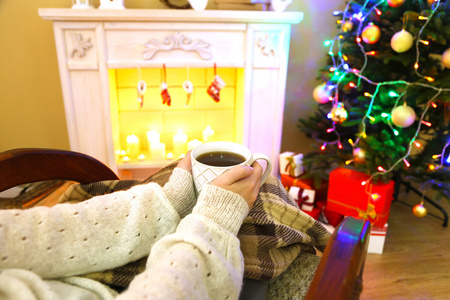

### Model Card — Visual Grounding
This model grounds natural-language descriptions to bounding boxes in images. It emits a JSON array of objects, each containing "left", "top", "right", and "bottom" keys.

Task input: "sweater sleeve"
[
  {"left": 116, "top": 184, "right": 249, "bottom": 300},
  {"left": 0, "top": 180, "right": 186, "bottom": 279}
]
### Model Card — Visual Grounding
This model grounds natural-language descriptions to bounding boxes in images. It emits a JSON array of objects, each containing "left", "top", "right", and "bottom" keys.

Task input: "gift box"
[
  {"left": 279, "top": 152, "right": 304, "bottom": 177},
  {"left": 280, "top": 174, "right": 328, "bottom": 203},
  {"left": 316, "top": 200, "right": 345, "bottom": 227},
  {"left": 368, "top": 222, "right": 388, "bottom": 254},
  {"left": 327, "top": 167, "right": 395, "bottom": 227},
  {"left": 289, "top": 186, "right": 315, "bottom": 211},
  {"left": 301, "top": 207, "right": 321, "bottom": 220}
]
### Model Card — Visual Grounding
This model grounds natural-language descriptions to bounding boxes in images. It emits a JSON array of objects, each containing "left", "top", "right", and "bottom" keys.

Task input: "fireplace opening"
[{"left": 109, "top": 67, "right": 245, "bottom": 172}]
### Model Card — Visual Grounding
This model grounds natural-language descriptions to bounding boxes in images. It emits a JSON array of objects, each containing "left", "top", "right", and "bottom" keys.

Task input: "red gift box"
[
  {"left": 301, "top": 207, "right": 321, "bottom": 220},
  {"left": 280, "top": 174, "right": 328, "bottom": 203},
  {"left": 327, "top": 167, "right": 394, "bottom": 227},
  {"left": 316, "top": 200, "right": 345, "bottom": 227}
]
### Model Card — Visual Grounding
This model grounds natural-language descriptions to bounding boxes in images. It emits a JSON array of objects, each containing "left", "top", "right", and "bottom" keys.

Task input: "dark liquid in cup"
[{"left": 196, "top": 151, "right": 246, "bottom": 167}]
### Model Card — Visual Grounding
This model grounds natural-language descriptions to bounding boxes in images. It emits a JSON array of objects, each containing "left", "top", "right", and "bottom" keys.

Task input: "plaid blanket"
[{"left": 58, "top": 161, "right": 331, "bottom": 289}]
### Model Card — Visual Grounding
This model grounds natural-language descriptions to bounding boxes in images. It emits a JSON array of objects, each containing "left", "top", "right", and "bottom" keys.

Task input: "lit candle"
[
  {"left": 150, "top": 142, "right": 166, "bottom": 161},
  {"left": 203, "top": 125, "right": 215, "bottom": 143},
  {"left": 126, "top": 134, "right": 140, "bottom": 158},
  {"left": 188, "top": 139, "right": 203, "bottom": 151},
  {"left": 147, "top": 130, "right": 160, "bottom": 149},
  {"left": 173, "top": 129, "right": 188, "bottom": 157}
]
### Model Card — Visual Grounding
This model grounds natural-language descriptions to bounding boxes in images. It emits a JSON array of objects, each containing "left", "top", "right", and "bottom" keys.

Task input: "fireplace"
[{"left": 39, "top": 8, "right": 303, "bottom": 179}]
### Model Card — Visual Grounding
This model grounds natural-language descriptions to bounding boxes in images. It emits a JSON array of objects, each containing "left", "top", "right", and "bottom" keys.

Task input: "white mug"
[{"left": 191, "top": 141, "right": 272, "bottom": 195}]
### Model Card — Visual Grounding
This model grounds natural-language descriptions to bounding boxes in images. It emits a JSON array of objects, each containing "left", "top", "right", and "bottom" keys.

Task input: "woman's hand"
[
  {"left": 211, "top": 162, "right": 263, "bottom": 210},
  {"left": 177, "top": 151, "right": 192, "bottom": 173}
]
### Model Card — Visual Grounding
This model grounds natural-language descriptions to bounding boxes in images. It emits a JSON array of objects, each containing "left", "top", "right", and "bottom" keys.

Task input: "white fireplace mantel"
[{"left": 39, "top": 8, "right": 303, "bottom": 176}]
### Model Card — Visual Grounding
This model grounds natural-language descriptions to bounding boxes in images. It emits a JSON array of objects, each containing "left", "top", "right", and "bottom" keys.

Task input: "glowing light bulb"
[
  {"left": 418, "top": 16, "right": 428, "bottom": 20},
  {"left": 432, "top": 154, "right": 441, "bottom": 159},
  {"left": 420, "top": 40, "right": 429, "bottom": 45},
  {"left": 414, "top": 63, "right": 419, "bottom": 69},
  {"left": 375, "top": 8, "right": 382, "bottom": 15},
  {"left": 388, "top": 91, "right": 399, "bottom": 97},
  {"left": 327, "top": 128, "right": 335, "bottom": 133},
  {"left": 367, "top": 51, "right": 376, "bottom": 56},
  {"left": 431, "top": 102, "right": 437, "bottom": 108},
  {"left": 378, "top": 166, "right": 386, "bottom": 172},
  {"left": 381, "top": 113, "right": 390, "bottom": 118},
  {"left": 371, "top": 193, "right": 380, "bottom": 200},
  {"left": 368, "top": 115, "right": 376, "bottom": 122},
  {"left": 345, "top": 159, "right": 354, "bottom": 165},
  {"left": 349, "top": 82, "right": 356, "bottom": 88},
  {"left": 361, "top": 181, "right": 367, "bottom": 186},
  {"left": 320, "top": 143, "right": 327, "bottom": 151},
  {"left": 364, "top": 92, "right": 372, "bottom": 97},
  {"left": 324, "top": 40, "right": 332, "bottom": 46},
  {"left": 343, "top": 55, "right": 349, "bottom": 61},
  {"left": 348, "top": 139, "right": 354, "bottom": 146},
  {"left": 429, "top": 164, "right": 435, "bottom": 170},
  {"left": 414, "top": 141, "right": 421, "bottom": 148},
  {"left": 338, "top": 142, "right": 343, "bottom": 149},
  {"left": 421, "top": 120, "right": 432, "bottom": 127},
  {"left": 425, "top": 76, "right": 434, "bottom": 82},
  {"left": 403, "top": 158, "right": 410, "bottom": 167},
  {"left": 393, "top": 129, "right": 399, "bottom": 136},
  {"left": 356, "top": 37, "right": 362, "bottom": 43}
]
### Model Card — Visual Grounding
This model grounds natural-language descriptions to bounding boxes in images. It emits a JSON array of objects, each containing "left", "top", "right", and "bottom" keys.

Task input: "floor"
[{"left": 361, "top": 188, "right": 450, "bottom": 300}]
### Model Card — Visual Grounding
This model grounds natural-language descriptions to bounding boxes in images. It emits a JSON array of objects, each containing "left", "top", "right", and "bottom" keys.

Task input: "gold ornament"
[
  {"left": 391, "top": 105, "right": 416, "bottom": 128},
  {"left": 442, "top": 48, "right": 450, "bottom": 69},
  {"left": 330, "top": 103, "right": 348, "bottom": 123},
  {"left": 413, "top": 203, "right": 427, "bottom": 218},
  {"left": 391, "top": 30, "right": 414, "bottom": 53},
  {"left": 362, "top": 23, "right": 381, "bottom": 44},
  {"left": 387, "top": 0, "right": 406, "bottom": 7},
  {"left": 313, "top": 83, "right": 331, "bottom": 104},
  {"left": 342, "top": 21, "right": 354, "bottom": 33},
  {"left": 353, "top": 147, "right": 366, "bottom": 164}
]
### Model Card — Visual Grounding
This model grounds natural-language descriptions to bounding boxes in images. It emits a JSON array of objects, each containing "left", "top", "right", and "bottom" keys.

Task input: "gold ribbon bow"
[
  {"left": 357, "top": 203, "right": 377, "bottom": 220},
  {"left": 285, "top": 156, "right": 297, "bottom": 177}
]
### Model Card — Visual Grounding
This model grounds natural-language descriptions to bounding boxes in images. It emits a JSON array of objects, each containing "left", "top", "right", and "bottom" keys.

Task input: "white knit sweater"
[{"left": 0, "top": 168, "right": 249, "bottom": 300}]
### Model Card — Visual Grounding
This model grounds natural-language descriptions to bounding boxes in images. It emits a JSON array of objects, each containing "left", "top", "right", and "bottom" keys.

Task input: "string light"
[
  {"left": 313, "top": 0, "right": 449, "bottom": 186},
  {"left": 371, "top": 193, "right": 380, "bottom": 200},
  {"left": 377, "top": 166, "right": 386, "bottom": 172},
  {"left": 403, "top": 158, "right": 411, "bottom": 167}
]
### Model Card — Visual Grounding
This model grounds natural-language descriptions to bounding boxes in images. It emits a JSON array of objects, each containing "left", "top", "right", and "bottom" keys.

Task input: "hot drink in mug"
[{"left": 191, "top": 141, "right": 272, "bottom": 195}]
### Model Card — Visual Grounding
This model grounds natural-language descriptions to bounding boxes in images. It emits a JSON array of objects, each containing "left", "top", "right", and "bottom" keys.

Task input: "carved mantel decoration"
[
  {"left": 143, "top": 32, "right": 212, "bottom": 60},
  {"left": 70, "top": 33, "right": 93, "bottom": 58},
  {"left": 39, "top": 9, "right": 303, "bottom": 176}
]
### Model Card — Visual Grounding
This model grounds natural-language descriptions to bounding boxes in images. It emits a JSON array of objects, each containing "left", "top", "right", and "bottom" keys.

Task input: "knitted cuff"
[
  {"left": 163, "top": 168, "right": 196, "bottom": 219},
  {"left": 193, "top": 185, "right": 249, "bottom": 235}
]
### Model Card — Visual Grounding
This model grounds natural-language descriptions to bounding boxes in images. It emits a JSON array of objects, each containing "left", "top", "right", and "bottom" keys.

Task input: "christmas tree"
[{"left": 298, "top": 0, "right": 450, "bottom": 204}]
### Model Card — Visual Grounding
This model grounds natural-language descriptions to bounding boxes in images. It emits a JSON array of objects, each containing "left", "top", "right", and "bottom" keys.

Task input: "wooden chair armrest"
[
  {"left": 304, "top": 217, "right": 371, "bottom": 300},
  {"left": 0, "top": 148, "right": 119, "bottom": 192}
]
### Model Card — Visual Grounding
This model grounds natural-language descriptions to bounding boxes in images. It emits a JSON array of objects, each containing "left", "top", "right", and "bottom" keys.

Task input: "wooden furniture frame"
[{"left": 0, "top": 148, "right": 370, "bottom": 299}]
